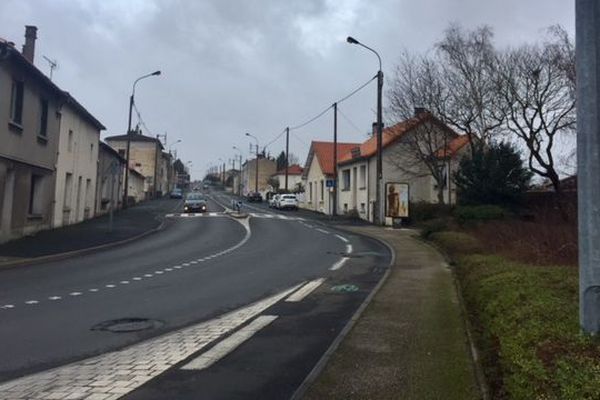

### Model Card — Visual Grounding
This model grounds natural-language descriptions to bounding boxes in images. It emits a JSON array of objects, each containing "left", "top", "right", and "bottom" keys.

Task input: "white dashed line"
[
  {"left": 182, "top": 263, "right": 190, "bottom": 267},
  {"left": 120, "top": 281, "right": 130, "bottom": 285},
  {"left": 89, "top": 288, "right": 99, "bottom": 292},
  {"left": 335, "top": 234, "right": 349, "bottom": 243},
  {"left": 346, "top": 244, "right": 353, "bottom": 254},
  {"left": 330, "top": 257, "right": 349, "bottom": 271},
  {"left": 25, "top": 300, "right": 39, "bottom": 305},
  {"left": 164, "top": 268, "right": 173, "bottom": 271},
  {"left": 316, "top": 228, "right": 330, "bottom": 234},
  {"left": 181, "top": 315, "right": 279, "bottom": 371},
  {"left": 286, "top": 278, "right": 325, "bottom": 302},
  {"left": 174, "top": 266, "right": 182, "bottom": 269},
  {"left": 105, "top": 284, "right": 116, "bottom": 288},
  {"left": 1, "top": 304, "right": 15, "bottom": 309},
  {"left": 155, "top": 271, "right": 164, "bottom": 274},
  {"left": 133, "top": 277, "right": 142, "bottom": 281},
  {"left": 48, "top": 296, "right": 62, "bottom": 301},
  {"left": 144, "top": 274, "right": 153, "bottom": 278},
  {"left": 69, "top": 292, "right": 83, "bottom": 296}
]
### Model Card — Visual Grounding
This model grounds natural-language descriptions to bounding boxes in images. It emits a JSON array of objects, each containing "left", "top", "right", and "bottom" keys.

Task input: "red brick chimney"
[{"left": 22, "top": 25, "right": 37, "bottom": 63}]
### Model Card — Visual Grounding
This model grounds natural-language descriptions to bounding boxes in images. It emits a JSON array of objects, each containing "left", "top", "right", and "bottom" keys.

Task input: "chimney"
[
  {"left": 414, "top": 107, "right": 428, "bottom": 116},
  {"left": 22, "top": 25, "right": 37, "bottom": 63}
]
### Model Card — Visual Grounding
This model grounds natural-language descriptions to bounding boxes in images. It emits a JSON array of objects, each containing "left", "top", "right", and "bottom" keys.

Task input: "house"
[
  {"left": 302, "top": 141, "right": 360, "bottom": 214},
  {"left": 127, "top": 168, "right": 145, "bottom": 204},
  {"left": 0, "top": 27, "right": 63, "bottom": 242},
  {"left": 95, "top": 142, "right": 126, "bottom": 216},
  {"left": 240, "top": 156, "right": 277, "bottom": 197},
  {"left": 52, "top": 93, "right": 105, "bottom": 227},
  {"left": 156, "top": 151, "right": 174, "bottom": 196},
  {"left": 104, "top": 132, "right": 164, "bottom": 200},
  {"left": 269, "top": 164, "right": 304, "bottom": 192},
  {"left": 337, "top": 111, "right": 469, "bottom": 223}
]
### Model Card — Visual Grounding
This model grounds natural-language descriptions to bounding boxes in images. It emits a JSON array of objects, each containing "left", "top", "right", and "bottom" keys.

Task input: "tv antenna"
[{"left": 43, "top": 55, "right": 58, "bottom": 80}]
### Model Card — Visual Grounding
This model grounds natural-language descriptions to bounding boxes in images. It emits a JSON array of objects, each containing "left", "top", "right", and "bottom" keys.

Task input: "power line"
[
  {"left": 337, "top": 105, "right": 364, "bottom": 135},
  {"left": 262, "top": 128, "right": 287, "bottom": 150},
  {"left": 132, "top": 102, "right": 154, "bottom": 136},
  {"left": 335, "top": 74, "right": 377, "bottom": 104}
]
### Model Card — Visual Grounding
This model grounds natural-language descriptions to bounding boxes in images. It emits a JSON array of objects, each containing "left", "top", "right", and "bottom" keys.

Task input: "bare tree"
[{"left": 497, "top": 28, "right": 576, "bottom": 200}]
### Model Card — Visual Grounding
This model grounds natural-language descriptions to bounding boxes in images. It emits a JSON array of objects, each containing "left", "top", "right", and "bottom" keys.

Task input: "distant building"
[
  {"left": 104, "top": 132, "right": 164, "bottom": 200},
  {"left": 241, "top": 156, "right": 277, "bottom": 197},
  {"left": 95, "top": 142, "right": 125, "bottom": 216},
  {"left": 127, "top": 168, "right": 145, "bottom": 204},
  {"left": 269, "top": 164, "right": 304, "bottom": 192},
  {"left": 302, "top": 141, "right": 360, "bottom": 215}
]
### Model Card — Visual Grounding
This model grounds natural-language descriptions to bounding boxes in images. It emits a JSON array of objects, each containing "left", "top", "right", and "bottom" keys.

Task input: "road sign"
[{"left": 326, "top": 179, "right": 335, "bottom": 188}]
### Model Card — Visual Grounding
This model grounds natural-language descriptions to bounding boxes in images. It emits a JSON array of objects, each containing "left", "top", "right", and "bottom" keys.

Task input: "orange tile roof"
[
  {"left": 338, "top": 113, "right": 458, "bottom": 164},
  {"left": 274, "top": 164, "right": 304, "bottom": 175},
  {"left": 309, "top": 141, "right": 361, "bottom": 176},
  {"left": 435, "top": 135, "right": 470, "bottom": 158}
]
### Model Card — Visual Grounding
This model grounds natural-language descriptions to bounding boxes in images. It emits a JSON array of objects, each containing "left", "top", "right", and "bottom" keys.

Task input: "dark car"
[
  {"left": 246, "top": 192, "right": 263, "bottom": 202},
  {"left": 183, "top": 193, "right": 208, "bottom": 213}
]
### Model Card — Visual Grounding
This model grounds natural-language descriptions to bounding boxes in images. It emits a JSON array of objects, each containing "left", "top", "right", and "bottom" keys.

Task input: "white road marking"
[
  {"left": 173, "top": 265, "right": 182, "bottom": 269},
  {"left": 164, "top": 268, "right": 173, "bottom": 271},
  {"left": 69, "top": 292, "right": 83, "bottom": 296},
  {"left": 48, "top": 296, "right": 62, "bottom": 301},
  {"left": 346, "top": 244, "right": 353, "bottom": 254},
  {"left": 1, "top": 304, "right": 15, "bottom": 309},
  {"left": 88, "top": 288, "right": 99, "bottom": 292},
  {"left": 285, "top": 278, "right": 325, "bottom": 302},
  {"left": 144, "top": 274, "right": 153, "bottom": 277},
  {"left": 25, "top": 300, "right": 39, "bottom": 305},
  {"left": 0, "top": 286, "right": 299, "bottom": 399},
  {"left": 120, "top": 281, "right": 130, "bottom": 285},
  {"left": 181, "top": 315, "right": 279, "bottom": 371},
  {"left": 335, "top": 234, "right": 349, "bottom": 243},
  {"left": 209, "top": 212, "right": 218, "bottom": 216},
  {"left": 316, "top": 228, "right": 330, "bottom": 234},
  {"left": 330, "top": 257, "right": 349, "bottom": 271},
  {"left": 155, "top": 271, "right": 164, "bottom": 274},
  {"left": 105, "top": 284, "right": 116, "bottom": 288},
  {"left": 182, "top": 263, "right": 190, "bottom": 266}
]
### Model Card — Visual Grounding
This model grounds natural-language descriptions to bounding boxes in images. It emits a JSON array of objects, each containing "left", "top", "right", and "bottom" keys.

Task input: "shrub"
[
  {"left": 454, "top": 205, "right": 507, "bottom": 223},
  {"left": 410, "top": 201, "right": 453, "bottom": 223},
  {"left": 419, "top": 218, "right": 449, "bottom": 239}
]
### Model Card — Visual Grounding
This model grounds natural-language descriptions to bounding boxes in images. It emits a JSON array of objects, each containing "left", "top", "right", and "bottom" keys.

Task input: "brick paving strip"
[{"left": 0, "top": 285, "right": 300, "bottom": 400}]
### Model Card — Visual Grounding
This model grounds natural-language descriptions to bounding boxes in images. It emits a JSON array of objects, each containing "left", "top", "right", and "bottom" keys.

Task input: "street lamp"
[
  {"left": 169, "top": 139, "right": 181, "bottom": 153},
  {"left": 347, "top": 36, "right": 383, "bottom": 225},
  {"left": 233, "top": 146, "right": 243, "bottom": 195},
  {"left": 123, "top": 70, "right": 161, "bottom": 208},
  {"left": 245, "top": 133, "right": 259, "bottom": 194}
]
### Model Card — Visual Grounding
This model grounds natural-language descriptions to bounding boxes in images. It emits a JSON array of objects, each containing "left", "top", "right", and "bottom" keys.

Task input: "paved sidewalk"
[
  {"left": 0, "top": 198, "right": 181, "bottom": 264},
  {"left": 303, "top": 226, "right": 481, "bottom": 400}
]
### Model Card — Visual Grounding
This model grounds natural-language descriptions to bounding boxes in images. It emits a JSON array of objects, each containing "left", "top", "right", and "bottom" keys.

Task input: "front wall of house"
[
  {"left": 242, "top": 158, "right": 277, "bottom": 197},
  {"left": 106, "top": 139, "right": 158, "bottom": 196},
  {"left": 303, "top": 156, "right": 332, "bottom": 214},
  {"left": 96, "top": 148, "right": 124, "bottom": 215},
  {"left": 275, "top": 174, "right": 303, "bottom": 191},
  {"left": 338, "top": 160, "right": 370, "bottom": 220},
  {"left": 53, "top": 104, "right": 100, "bottom": 227}
]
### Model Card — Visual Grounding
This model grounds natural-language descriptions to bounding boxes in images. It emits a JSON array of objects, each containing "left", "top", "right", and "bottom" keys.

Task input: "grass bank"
[{"left": 431, "top": 231, "right": 600, "bottom": 400}]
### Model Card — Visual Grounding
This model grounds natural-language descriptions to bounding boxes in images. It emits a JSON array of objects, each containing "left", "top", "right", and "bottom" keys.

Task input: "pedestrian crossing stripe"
[{"left": 165, "top": 212, "right": 304, "bottom": 221}]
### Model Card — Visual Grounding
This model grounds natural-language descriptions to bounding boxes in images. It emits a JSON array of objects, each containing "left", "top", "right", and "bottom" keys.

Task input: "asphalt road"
[{"left": 0, "top": 192, "right": 391, "bottom": 399}]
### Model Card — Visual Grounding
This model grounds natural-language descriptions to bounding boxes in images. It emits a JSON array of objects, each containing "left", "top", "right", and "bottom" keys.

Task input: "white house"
[
  {"left": 337, "top": 112, "right": 470, "bottom": 224},
  {"left": 302, "top": 141, "right": 360, "bottom": 214},
  {"left": 52, "top": 95, "right": 104, "bottom": 228},
  {"left": 269, "top": 164, "right": 304, "bottom": 192}
]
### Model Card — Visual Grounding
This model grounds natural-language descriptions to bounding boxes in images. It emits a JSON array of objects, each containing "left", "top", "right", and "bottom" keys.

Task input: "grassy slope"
[{"left": 431, "top": 231, "right": 600, "bottom": 400}]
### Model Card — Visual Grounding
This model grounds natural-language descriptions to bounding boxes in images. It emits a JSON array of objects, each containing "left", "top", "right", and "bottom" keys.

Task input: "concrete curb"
[
  {"left": 0, "top": 218, "right": 167, "bottom": 270},
  {"left": 415, "top": 236, "right": 490, "bottom": 400},
  {"left": 289, "top": 226, "right": 396, "bottom": 400},
  {"left": 0, "top": 200, "right": 184, "bottom": 271}
]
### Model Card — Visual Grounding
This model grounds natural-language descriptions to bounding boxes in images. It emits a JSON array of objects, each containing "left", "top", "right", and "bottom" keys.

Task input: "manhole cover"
[
  {"left": 91, "top": 318, "right": 164, "bottom": 333},
  {"left": 331, "top": 284, "right": 359, "bottom": 293}
]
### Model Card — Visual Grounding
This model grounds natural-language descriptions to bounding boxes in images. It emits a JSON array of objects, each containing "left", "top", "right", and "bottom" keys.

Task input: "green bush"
[
  {"left": 419, "top": 218, "right": 449, "bottom": 239},
  {"left": 454, "top": 205, "right": 507, "bottom": 223},
  {"left": 429, "top": 231, "right": 482, "bottom": 256},
  {"left": 410, "top": 201, "right": 453, "bottom": 223}
]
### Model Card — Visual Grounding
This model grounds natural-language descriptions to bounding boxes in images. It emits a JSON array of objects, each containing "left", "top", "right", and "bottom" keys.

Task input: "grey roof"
[{"left": 104, "top": 134, "right": 164, "bottom": 149}]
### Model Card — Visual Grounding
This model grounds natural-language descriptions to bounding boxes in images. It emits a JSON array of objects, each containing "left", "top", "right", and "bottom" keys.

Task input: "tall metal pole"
[
  {"left": 285, "top": 127, "right": 290, "bottom": 192},
  {"left": 123, "top": 94, "right": 134, "bottom": 208},
  {"left": 255, "top": 144, "right": 259, "bottom": 194},
  {"left": 376, "top": 69, "right": 384, "bottom": 225},
  {"left": 576, "top": 0, "right": 600, "bottom": 334},
  {"left": 333, "top": 102, "right": 338, "bottom": 217}
]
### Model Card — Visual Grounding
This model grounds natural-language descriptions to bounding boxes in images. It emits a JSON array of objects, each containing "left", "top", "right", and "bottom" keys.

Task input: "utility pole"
[
  {"left": 333, "top": 102, "right": 338, "bottom": 217},
  {"left": 285, "top": 127, "right": 290, "bottom": 192},
  {"left": 255, "top": 144, "right": 259, "bottom": 194},
  {"left": 375, "top": 69, "right": 383, "bottom": 225},
  {"left": 576, "top": 0, "right": 600, "bottom": 334}
]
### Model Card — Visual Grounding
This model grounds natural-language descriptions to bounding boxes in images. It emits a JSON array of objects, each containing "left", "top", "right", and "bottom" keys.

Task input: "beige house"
[
  {"left": 104, "top": 132, "right": 164, "bottom": 200},
  {"left": 269, "top": 164, "right": 304, "bottom": 192},
  {"left": 127, "top": 168, "right": 145, "bottom": 203},
  {"left": 302, "top": 141, "right": 360, "bottom": 215},
  {"left": 53, "top": 95, "right": 105, "bottom": 227},
  {"left": 337, "top": 112, "right": 469, "bottom": 223},
  {"left": 157, "top": 152, "right": 173, "bottom": 196},
  {"left": 95, "top": 142, "right": 125, "bottom": 216},
  {"left": 240, "top": 156, "right": 277, "bottom": 197},
  {"left": 0, "top": 27, "right": 63, "bottom": 242}
]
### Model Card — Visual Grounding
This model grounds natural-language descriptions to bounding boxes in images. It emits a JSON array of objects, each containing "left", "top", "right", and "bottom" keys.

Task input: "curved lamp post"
[
  {"left": 245, "top": 133, "right": 259, "bottom": 194},
  {"left": 347, "top": 36, "right": 383, "bottom": 225},
  {"left": 123, "top": 70, "right": 161, "bottom": 208}
]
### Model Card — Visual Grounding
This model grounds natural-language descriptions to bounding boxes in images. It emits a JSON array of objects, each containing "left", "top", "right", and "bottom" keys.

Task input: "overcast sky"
[{"left": 1, "top": 0, "right": 575, "bottom": 179}]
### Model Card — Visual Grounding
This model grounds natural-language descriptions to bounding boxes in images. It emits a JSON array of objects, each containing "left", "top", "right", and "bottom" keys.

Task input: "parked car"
[
  {"left": 183, "top": 193, "right": 208, "bottom": 213},
  {"left": 277, "top": 194, "right": 299, "bottom": 210},
  {"left": 269, "top": 194, "right": 280, "bottom": 208},
  {"left": 246, "top": 192, "right": 263, "bottom": 202},
  {"left": 170, "top": 188, "right": 183, "bottom": 199}
]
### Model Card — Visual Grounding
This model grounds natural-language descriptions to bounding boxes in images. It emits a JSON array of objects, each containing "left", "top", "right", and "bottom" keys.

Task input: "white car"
[
  {"left": 269, "top": 194, "right": 280, "bottom": 208},
  {"left": 277, "top": 194, "right": 299, "bottom": 210}
]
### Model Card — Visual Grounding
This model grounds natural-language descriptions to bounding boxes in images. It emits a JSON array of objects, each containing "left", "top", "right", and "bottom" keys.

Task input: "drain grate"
[{"left": 91, "top": 318, "right": 164, "bottom": 333}]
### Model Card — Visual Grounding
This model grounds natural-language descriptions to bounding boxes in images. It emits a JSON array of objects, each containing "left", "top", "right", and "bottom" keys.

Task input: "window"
[
  {"left": 359, "top": 165, "right": 366, "bottom": 189},
  {"left": 308, "top": 182, "right": 312, "bottom": 202},
  {"left": 10, "top": 79, "right": 24, "bottom": 125},
  {"left": 320, "top": 180, "right": 324, "bottom": 201},
  {"left": 360, "top": 203, "right": 366, "bottom": 213},
  {"left": 63, "top": 173, "right": 73, "bottom": 208},
  {"left": 28, "top": 174, "right": 43, "bottom": 215},
  {"left": 90, "top": 144, "right": 94, "bottom": 161},
  {"left": 68, "top": 130, "right": 74, "bottom": 152},
  {"left": 39, "top": 98, "right": 48, "bottom": 138},
  {"left": 342, "top": 169, "right": 350, "bottom": 191}
]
